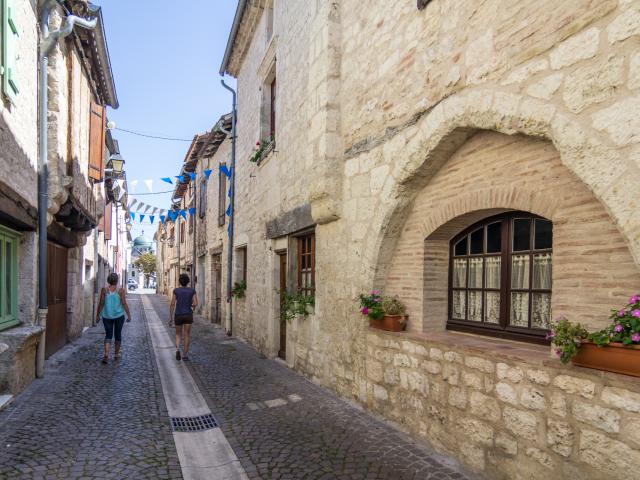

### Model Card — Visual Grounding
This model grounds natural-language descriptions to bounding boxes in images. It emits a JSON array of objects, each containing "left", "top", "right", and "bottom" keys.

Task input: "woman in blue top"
[
  {"left": 95, "top": 273, "right": 132, "bottom": 364},
  {"left": 169, "top": 274, "right": 197, "bottom": 361}
]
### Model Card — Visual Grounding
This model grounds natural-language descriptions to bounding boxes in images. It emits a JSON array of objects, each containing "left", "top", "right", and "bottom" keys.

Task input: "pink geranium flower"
[
  {"left": 632, "top": 333, "right": 640, "bottom": 343},
  {"left": 630, "top": 294, "right": 640, "bottom": 304},
  {"left": 361, "top": 307, "right": 369, "bottom": 315},
  {"left": 614, "top": 324, "right": 623, "bottom": 333},
  {"left": 618, "top": 310, "right": 626, "bottom": 317},
  {"left": 632, "top": 309, "right": 640, "bottom": 318},
  {"left": 370, "top": 290, "right": 380, "bottom": 295}
]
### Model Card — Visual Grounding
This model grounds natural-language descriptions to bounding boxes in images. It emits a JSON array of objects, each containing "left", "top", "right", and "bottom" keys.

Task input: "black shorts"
[{"left": 174, "top": 314, "right": 193, "bottom": 325}]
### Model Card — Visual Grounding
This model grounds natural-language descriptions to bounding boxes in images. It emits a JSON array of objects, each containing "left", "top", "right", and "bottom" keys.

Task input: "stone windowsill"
[
  {"left": 0, "top": 324, "right": 45, "bottom": 352},
  {"left": 368, "top": 327, "right": 640, "bottom": 389}
]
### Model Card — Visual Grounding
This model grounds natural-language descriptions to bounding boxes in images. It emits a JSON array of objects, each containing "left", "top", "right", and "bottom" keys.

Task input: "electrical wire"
[
  {"left": 129, "top": 190, "right": 174, "bottom": 196},
  {"left": 114, "top": 127, "right": 193, "bottom": 142}
]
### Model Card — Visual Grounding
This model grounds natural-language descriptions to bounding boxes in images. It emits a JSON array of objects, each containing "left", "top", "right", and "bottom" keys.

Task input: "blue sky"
[{"left": 101, "top": 0, "right": 237, "bottom": 241}]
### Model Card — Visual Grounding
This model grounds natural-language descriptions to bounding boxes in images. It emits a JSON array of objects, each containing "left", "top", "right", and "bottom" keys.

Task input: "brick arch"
[
  {"left": 370, "top": 90, "right": 639, "bottom": 289},
  {"left": 371, "top": 128, "right": 640, "bottom": 333}
]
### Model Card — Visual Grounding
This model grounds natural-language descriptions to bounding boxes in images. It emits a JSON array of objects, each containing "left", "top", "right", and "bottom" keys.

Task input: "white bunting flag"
[
  {"left": 129, "top": 199, "right": 138, "bottom": 209},
  {"left": 144, "top": 205, "right": 151, "bottom": 213},
  {"left": 144, "top": 179, "right": 153, "bottom": 193},
  {"left": 152, "top": 207, "right": 158, "bottom": 215},
  {"left": 136, "top": 202, "right": 145, "bottom": 212}
]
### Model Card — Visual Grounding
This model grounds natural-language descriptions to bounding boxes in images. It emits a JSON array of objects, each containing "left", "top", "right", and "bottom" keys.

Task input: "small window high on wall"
[{"left": 448, "top": 212, "right": 552, "bottom": 341}]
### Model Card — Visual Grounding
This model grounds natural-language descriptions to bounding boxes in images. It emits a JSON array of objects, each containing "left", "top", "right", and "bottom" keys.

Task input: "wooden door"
[
  {"left": 212, "top": 254, "right": 222, "bottom": 324},
  {"left": 278, "top": 253, "right": 287, "bottom": 360},
  {"left": 46, "top": 242, "right": 68, "bottom": 359}
]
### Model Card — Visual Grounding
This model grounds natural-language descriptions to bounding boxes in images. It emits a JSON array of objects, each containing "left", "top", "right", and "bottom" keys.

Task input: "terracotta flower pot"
[
  {"left": 369, "top": 314, "right": 407, "bottom": 332},
  {"left": 572, "top": 341, "right": 640, "bottom": 377}
]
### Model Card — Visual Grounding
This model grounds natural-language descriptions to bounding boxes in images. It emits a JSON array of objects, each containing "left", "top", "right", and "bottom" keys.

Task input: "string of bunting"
[
  {"left": 122, "top": 165, "right": 233, "bottom": 226},
  {"left": 124, "top": 169, "right": 215, "bottom": 194}
]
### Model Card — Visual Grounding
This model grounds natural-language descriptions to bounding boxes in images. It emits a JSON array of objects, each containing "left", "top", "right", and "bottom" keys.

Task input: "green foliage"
[
  {"left": 232, "top": 280, "right": 247, "bottom": 299},
  {"left": 249, "top": 138, "right": 274, "bottom": 163},
  {"left": 279, "top": 290, "right": 315, "bottom": 323},
  {"left": 358, "top": 291, "right": 407, "bottom": 320},
  {"left": 381, "top": 296, "right": 406, "bottom": 316},
  {"left": 133, "top": 252, "right": 157, "bottom": 276},
  {"left": 548, "top": 316, "right": 589, "bottom": 364},
  {"left": 549, "top": 295, "right": 640, "bottom": 363},
  {"left": 588, "top": 295, "right": 640, "bottom": 347}
]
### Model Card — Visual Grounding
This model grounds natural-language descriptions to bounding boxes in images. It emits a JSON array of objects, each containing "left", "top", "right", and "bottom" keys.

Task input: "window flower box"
[
  {"left": 572, "top": 342, "right": 640, "bottom": 377},
  {"left": 550, "top": 294, "right": 640, "bottom": 377}
]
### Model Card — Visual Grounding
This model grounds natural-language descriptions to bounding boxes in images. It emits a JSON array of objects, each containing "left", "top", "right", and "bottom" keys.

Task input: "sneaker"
[
  {"left": 182, "top": 355, "right": 190, "bottom": 362},
  {"left": 101, "top": 357, "right": 108, "bottom": 365},
  {"left": 176, "top": 350, "right": 181, "bottom": 361}
]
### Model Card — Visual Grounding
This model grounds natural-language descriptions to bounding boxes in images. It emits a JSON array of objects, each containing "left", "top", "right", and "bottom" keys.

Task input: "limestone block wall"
[
  {"left": 223, "top": 1, "right": 640, "bottom": 477},
  {"left": 0, "top": 0, "right": 38, "bottom": 192},
  {"left": 364, "top": 329, "right": 640, "bottom": 479}
]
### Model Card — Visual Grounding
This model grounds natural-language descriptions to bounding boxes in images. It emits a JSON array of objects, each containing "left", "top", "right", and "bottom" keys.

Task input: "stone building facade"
[
  {"left": 156, "top": 114, "right": 231, "bottom": 325},
  {"left": 207, "top": 0, "right": 640, "bottom": 478},
  {"left": 0, "top": 0, "right": 122, "bottom": 398}
]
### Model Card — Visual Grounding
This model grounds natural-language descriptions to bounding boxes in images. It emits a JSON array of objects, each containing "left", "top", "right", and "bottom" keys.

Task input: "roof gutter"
[
  {"left": 88, "top": 3, "right": 119, "bottom": 108},
  {"left": 219, "top": 0, "right": 248, "bottom": 76}
]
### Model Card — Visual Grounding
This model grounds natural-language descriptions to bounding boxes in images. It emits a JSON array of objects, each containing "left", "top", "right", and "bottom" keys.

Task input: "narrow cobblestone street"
[{"left": 0, "top": 293, "right": 474, "bottom": 480}]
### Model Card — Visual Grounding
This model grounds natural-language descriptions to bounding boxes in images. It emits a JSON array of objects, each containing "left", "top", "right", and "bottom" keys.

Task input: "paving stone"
[
  {"left": 0, "top": 296, "right": 182, "bottom": 479},
  {"left": 147, "top": 294, "right": 475, "bottom": 480}
]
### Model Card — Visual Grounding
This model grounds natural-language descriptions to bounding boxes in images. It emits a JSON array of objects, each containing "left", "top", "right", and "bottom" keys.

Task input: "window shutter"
[
  {"left": 104, "top": 202, "right": 112, "bottom": 240},
  {"left": 88, "top": 102, "right": 106, "bottom": 181},
  {"left": 2, "top": 0, "right": 19, "bottom": 102}
]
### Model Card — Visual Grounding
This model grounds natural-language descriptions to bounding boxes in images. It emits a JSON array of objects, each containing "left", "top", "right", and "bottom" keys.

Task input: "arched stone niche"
[{"left": 382, "top": 131, "right": 640, "bottom": 334}]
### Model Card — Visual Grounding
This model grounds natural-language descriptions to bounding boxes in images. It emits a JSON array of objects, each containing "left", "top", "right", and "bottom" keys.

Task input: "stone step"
[{"left": 0, "top": 394, "right": 14, "bottom": 412}]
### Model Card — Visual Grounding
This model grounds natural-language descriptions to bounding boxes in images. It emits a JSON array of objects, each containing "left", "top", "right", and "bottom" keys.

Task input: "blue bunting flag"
[{"left": 219, "top": 164, "right": 232, "bottom": 179}]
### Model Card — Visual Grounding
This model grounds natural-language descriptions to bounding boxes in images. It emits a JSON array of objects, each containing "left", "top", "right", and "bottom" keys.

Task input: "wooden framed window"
[
  {"left": 297, "top": 234, "right": 315, "bottom": 297},
  {"left": 448, "top": 212, "right": 552, "bottom": 342},
  {"left": 0, "top": 225, "right": 19, "bottom": 331},
  {"left": 269, "top": 76, "right": 276, "bottom": 139},
  {"left": 199, "top": 178, "right": 207, "bottom": 219},
  {"left": 88, "top": 102, "right": 106, "bottom": 182},
  {"left": 236, "top": 246, "right": 247, "bottom": 284},
  {"left": 218, "top": 163, "right": 227, "bottom": 227}
]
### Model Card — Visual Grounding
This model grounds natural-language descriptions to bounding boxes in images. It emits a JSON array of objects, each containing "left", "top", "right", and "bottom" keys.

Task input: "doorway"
[
  {"left": 46, "top": 242, "right": 68, "bottom": 359},
  {"left": 212, "top": 254, "right": 222, "bottom": 324},
  {"left": 278, "top": 252, "right": 287, "bottom": 360}
]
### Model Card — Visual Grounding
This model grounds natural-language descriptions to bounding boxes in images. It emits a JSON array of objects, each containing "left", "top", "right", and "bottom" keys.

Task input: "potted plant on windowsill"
[
  {"left": 549, "top": 294, "right": 640, "bottom": 377},
  {"left": 249, "top": 137, "right": 275, "bottom": 164},
  {"left": 279, "top": 290, "right": 314, "bottom": 322},
  {"left": 359, "top": 291, "right": 407, "bottom": 332}
]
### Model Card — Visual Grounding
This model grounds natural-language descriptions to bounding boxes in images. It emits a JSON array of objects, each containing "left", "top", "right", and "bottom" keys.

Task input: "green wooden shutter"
[
  {"left": 2, "top": 0, "right": 19, "bottom": 102},
  {"left": 0, "top": 225, "right": 19, "bottom": 331}
]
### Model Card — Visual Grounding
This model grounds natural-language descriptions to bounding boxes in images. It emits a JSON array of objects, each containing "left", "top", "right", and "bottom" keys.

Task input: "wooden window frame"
[
  {"left": 0, "top": 224, "right": 20, "bottom": 331},
  {"left": 269, "top": 76, "right": 276, "bottom": 140},
  {"left": 447, "top": 212, "right": 552, "bottom": 344},
  {"left": 296, "top": 233, "right": 315, "bottom": 297},
  {"left": 236, "top": 246, "right": 247, "bottom": 284}
]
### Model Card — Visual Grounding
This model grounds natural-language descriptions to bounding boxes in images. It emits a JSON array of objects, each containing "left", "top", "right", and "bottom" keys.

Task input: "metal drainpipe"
[
  {"left": 192, "top": 181, "right": 197, "bottom": 299},
  {"left": 221, "top": 79, "right": 236, "bottom": 336},
  {"left": 37, "top": 1, "right": 98, "bottom": 377}
]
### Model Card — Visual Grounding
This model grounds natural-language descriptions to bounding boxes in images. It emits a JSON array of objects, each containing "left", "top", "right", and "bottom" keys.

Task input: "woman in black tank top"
[{"left": 169, "top": 274, "right": 198, "bottom": 361}]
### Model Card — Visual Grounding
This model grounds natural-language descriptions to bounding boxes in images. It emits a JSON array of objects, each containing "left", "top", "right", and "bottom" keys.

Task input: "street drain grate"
[{"left": 170, "top": 414, "right": 218, "bottom": 432}]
